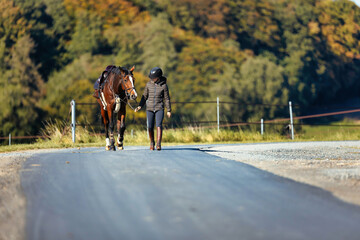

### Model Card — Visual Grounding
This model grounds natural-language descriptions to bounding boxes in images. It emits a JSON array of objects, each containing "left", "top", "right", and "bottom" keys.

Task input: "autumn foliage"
[{"left": 1, "top": 0, "right": 360, "bottom": 137}]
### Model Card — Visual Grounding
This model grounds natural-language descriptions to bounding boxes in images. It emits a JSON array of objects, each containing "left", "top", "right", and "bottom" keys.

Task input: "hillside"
[{"left": 1, "top": 0, "right": 360, "bottom": 136}]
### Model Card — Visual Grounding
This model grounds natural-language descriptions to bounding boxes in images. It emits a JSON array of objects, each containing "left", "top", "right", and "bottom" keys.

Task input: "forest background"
[{"left": 1, "top": 0, "right": 360, "bottom": 137}]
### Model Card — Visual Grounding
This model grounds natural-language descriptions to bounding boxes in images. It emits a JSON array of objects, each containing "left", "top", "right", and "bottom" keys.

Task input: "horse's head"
[{"left": 118, "top": 66, "right": 137, "bottom": 100}]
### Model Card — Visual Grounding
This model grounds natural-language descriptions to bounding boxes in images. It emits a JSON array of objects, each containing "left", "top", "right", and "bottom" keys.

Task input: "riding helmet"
[{"left": 149, "top": 67, "right": 163, "bottom": 79}]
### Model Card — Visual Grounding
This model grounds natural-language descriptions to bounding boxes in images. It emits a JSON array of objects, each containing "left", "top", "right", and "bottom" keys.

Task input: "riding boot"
[
  {"left": 149, "top": 128, "right": 155, "bottom": 150},
  {"left": 156, "top": 127, "right": 162, "bottom": 151}
]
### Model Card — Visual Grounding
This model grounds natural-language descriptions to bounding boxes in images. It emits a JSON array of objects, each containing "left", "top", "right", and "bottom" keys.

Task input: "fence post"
[
  {"left": 71, "top": 100, "right": 76, "bottom": 143},
  {"left": 217, "top": 97, "right": 220, "bottom": 133},
  {"left": 9, "top": 133, "right": 11, "bottom": 146},
  {"left": 261, "top": 119, "right": 264, "bottom": 136},
  {"left": 131, "top": 129, "right": 134, "bottom": 138},
  {"left": 289, "top": 101, "right": 294, "bottom": 140}
]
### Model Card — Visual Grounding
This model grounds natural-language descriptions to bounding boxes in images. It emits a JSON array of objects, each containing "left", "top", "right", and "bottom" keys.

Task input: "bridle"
[
  {"left": 122, "top": 75, "right": 136, "bottom": 99},
  {"left": 109, "top": 69, "right": 137, "bottom": 110}
]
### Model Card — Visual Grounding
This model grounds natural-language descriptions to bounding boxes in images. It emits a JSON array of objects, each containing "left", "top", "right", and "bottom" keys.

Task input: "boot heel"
[
  {"left": 148, "top": 128, "right": 155, "bottom": 150},
  {"left": 156, "top": 127, "right": 162, "bottom": 151},
  {"left": 150, "top": 142, "right": 155, "bottom": 150}
]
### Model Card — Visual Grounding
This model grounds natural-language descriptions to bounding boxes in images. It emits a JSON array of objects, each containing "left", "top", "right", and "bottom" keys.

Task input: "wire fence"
[
  {"left": 0, "top": 135, "right": 49, "bottom": 140},
  {"left": 74, "top": 100, "right": 360, "bottom": 127},
  {"left": 2, "top": 99, "right": 360, "bottom": 144}
]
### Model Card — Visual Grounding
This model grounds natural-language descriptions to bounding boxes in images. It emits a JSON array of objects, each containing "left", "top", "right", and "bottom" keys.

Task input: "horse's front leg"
[
  {"left": 108, "top": 107, "right": 117, "bottom": 151},
  {"left": 117, "top": 107, "right": 126, "bottom": 150}
]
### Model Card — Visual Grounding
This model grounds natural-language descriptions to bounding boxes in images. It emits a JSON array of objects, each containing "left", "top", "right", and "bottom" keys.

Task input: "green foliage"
[
  {"left": 41, "top": 0, "right": 73, "bottom": 67},
  {"left": 318, "top": 0, "right": 360, "bottom": 59},
  {"left": 2, "top": 0, "right": 360, "bottom": 138},
  {"left": 0, "top": 35, "right": 44, "bottom": 136},
  {"left": 66, "top": 11, "right": 105, "bottom": 58},
  {"left": 161, "top": 0, "right": 231, "bottom": 40},
  {"left": 239, "top": 56, "right": 288, "bottom": 120},
  {"left": 105, "top": 22, "right": 145, "bottom": 66},
  {"left": 40, "top": 54, "right": 103, "bottom": 121},
  {"left": 0, "top": 0, "right": 30, "bottom": 48},
  {"left": 139, "top": 13, "right": 176, "bottom": 74},
  {"left": 227, "top": 0, "right": 281, "bottom": 51},
  {"left": 14, "top": 0, "right": 66, "bottom": 77},
  {"left": 169, "top": 33, "right": 245, "bottom": 120}
]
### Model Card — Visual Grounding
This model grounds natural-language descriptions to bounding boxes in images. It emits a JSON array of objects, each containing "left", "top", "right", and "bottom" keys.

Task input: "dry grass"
[{"left": 1, "top": 119, "right": 360, "bottom": 152}]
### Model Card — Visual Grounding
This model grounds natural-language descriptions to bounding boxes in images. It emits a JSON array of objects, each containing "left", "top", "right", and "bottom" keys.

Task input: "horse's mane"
[{"left": 111, "top": 66, "right": 130, "bottom": 76}]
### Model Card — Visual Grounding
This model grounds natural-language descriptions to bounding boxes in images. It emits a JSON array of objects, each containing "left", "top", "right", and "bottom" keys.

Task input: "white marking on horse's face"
[{"left": 129, "top": 76, "right": 137, "bottom": 99}]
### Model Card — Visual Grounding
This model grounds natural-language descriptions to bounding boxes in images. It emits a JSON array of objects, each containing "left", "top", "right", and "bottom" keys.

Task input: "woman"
[{"left": 135, "top": 67, "right": 171, "bottom": 150}]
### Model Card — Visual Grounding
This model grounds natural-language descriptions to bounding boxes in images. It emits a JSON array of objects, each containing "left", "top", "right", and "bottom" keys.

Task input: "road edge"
[{"left": 203, "top": 141, "right": 360, "bottom": 206}]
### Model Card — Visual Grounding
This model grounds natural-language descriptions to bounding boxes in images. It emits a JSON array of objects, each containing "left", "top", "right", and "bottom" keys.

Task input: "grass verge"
[{"left": 1, "top": 119, "right": 360, "bottom": 152}]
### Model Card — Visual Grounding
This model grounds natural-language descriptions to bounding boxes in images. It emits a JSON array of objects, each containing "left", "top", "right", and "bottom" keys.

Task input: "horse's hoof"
[
  {"left": 105, "top": 146, "right": 110, "bottom": 151},
  {"left": 117, "top": 140, "right": 124, "bottom": 150}
]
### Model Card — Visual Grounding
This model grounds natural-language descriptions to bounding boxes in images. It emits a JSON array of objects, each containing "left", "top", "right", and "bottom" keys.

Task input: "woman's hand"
[
  {"left": 135, "top": 106, "right": 141, "bottom": 112},
  {"left": 167, "top": 112, "right": 171, "bottom": 118}
]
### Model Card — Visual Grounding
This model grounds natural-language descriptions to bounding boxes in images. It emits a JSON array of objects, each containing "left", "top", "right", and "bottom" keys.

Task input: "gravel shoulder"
[
  {"left": 203, "top": 141, "right": 360, "bottom": 206},
  {"left": 0, "top": 154, "right": 27, "bottom": 240},
  {"left": 0, "top": 149, "right": 56, "bottom": 240}
]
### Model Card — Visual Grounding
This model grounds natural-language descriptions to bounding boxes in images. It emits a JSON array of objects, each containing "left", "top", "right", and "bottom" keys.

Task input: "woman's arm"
[
  {"left": 164, "top": 84, "right": 171, "bottom": 113},
  {"left": 135, "top": 83, "right": 149, "bottom": 112}
]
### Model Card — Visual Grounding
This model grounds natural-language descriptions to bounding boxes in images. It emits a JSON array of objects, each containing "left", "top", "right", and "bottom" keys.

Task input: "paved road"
[{"left": 21, "top": 145, "right": 360, "bottom": 240}]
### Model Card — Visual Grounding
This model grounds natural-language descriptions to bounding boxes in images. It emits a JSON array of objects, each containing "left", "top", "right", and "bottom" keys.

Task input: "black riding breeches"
[{"left": 147, "top": 110, "right": 164, "bottom": 129}]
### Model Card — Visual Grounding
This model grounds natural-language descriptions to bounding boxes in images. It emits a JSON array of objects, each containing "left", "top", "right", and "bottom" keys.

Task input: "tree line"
[{"left": 1, "top": 0, "right": 360, "bottom": 136}]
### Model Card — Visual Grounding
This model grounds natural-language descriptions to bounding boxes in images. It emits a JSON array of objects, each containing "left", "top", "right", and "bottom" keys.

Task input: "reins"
[{"left": 120, "top": 95, "right": 138, "bottom": 111}]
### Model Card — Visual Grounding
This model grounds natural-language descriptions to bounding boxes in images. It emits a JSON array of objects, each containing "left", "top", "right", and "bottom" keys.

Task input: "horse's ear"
[{"left": 130, "top": 65, "right": 135, "bottom": 72}]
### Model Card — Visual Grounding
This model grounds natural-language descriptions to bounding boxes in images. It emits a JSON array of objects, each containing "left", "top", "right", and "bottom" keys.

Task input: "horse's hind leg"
[
  {"left": 101, "top": 109, "right": 111, "bottom": 151},
  {"left": 116, "top": 107, "right": 126, "bottom": 150},
  {"left": 99, "top": 100, "right": 111, "bottom": 151},
  {"left": 117, "top": 116, "right": 126, "bottom": 150},
  {"left": 105, "top": 119, "right": 111, "bottom": 151}
]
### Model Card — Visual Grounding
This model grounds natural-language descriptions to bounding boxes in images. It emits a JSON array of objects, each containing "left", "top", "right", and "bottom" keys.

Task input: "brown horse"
[{"left": 97, "top": 66, "right": 137, "bottom": 150}]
